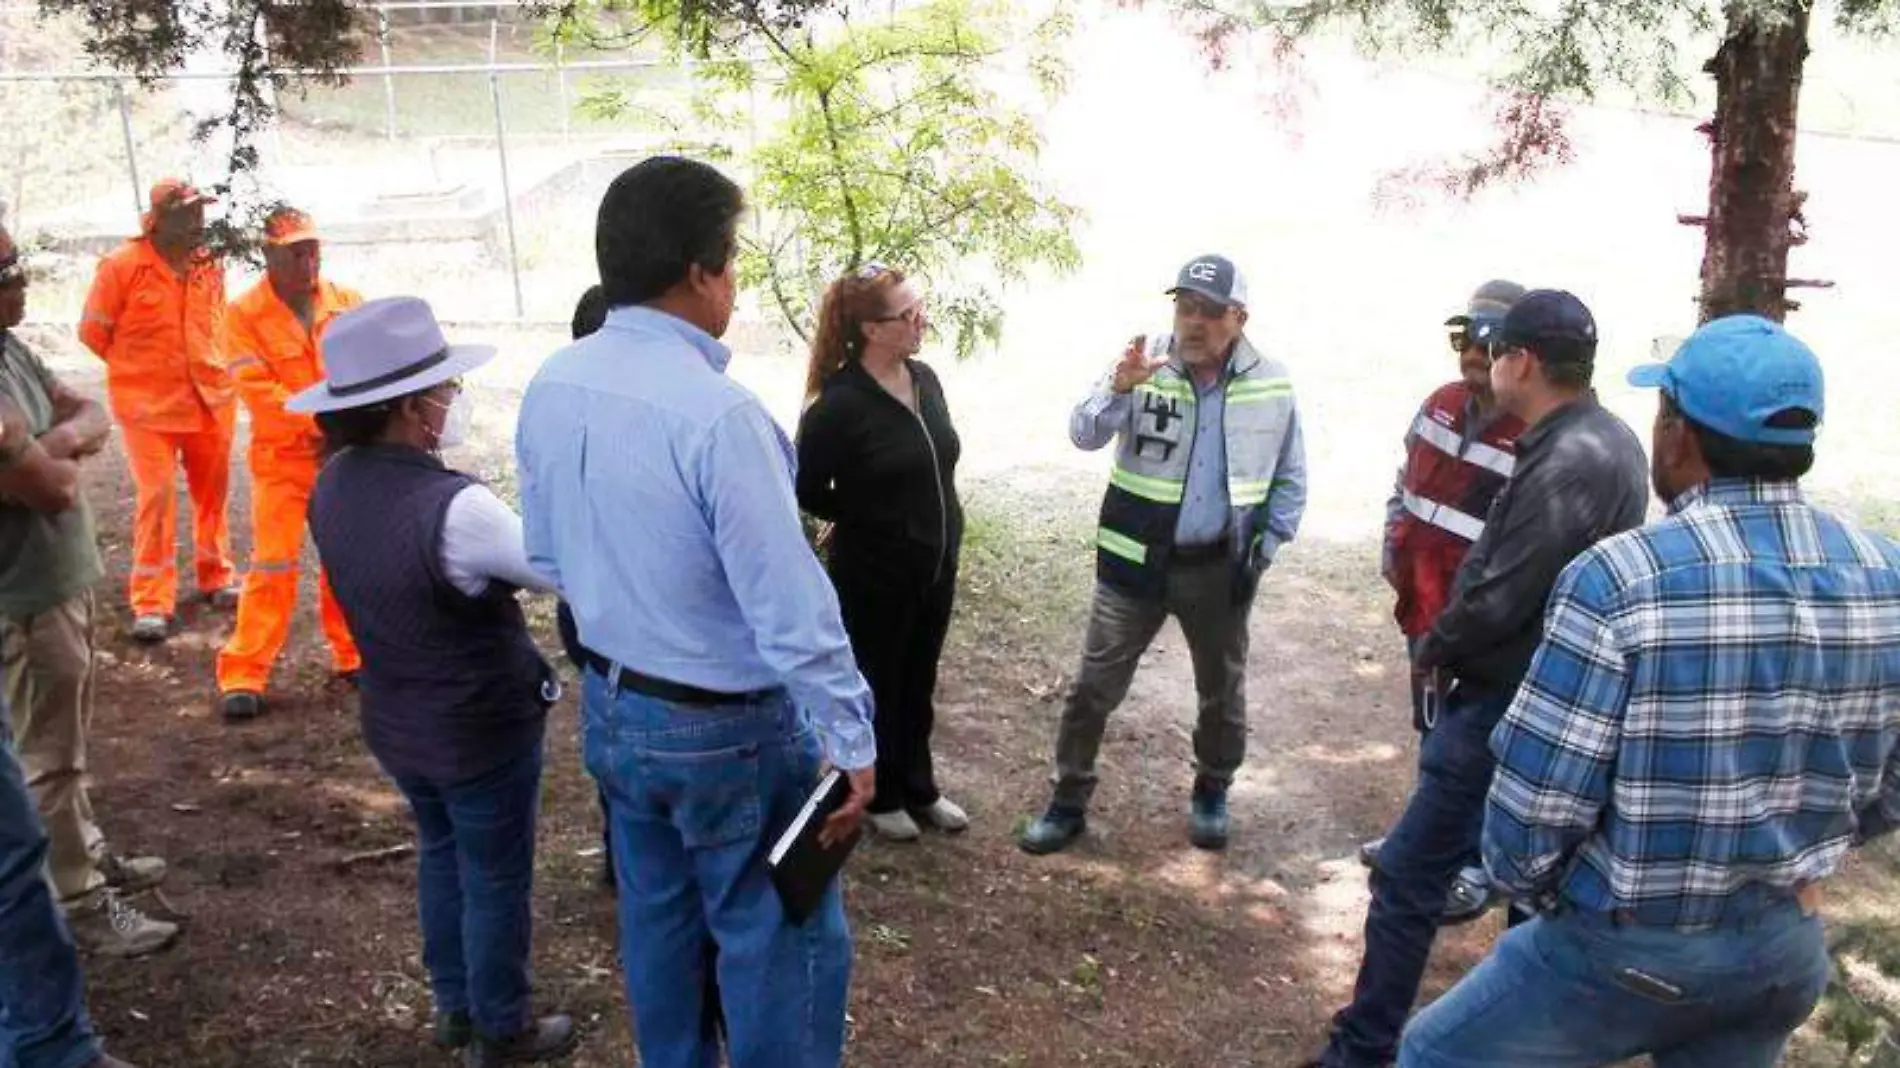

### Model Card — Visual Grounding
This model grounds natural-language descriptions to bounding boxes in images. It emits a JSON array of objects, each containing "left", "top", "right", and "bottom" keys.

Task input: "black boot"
[{"left": 466, "top": 1015, "right": 578, "bottom": 1066}]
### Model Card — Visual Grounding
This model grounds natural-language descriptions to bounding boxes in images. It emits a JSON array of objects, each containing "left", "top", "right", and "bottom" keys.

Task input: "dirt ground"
[
  {"left": 31, "top": 290, "right": 1900, "bottom": 1065},
  {"left": 44, "top": 341, "right": 1515, "bottom": 1068}
]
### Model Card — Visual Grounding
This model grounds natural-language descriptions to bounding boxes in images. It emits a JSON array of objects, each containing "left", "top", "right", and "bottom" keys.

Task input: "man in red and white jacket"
[{"left": 1364, "top": 280, "right": 1526, "bottom": 923}]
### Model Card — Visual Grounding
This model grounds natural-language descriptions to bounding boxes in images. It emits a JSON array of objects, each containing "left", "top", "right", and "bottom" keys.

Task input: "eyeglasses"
[
  {"left": 1174, "top": 294, "right": 1229, "bottom": 321},
  {"left": 870, "top": 302, "right": 924, "bottom": 325},
  {"left": 0, "top": 254, "right": 25, "bottom": 290}
]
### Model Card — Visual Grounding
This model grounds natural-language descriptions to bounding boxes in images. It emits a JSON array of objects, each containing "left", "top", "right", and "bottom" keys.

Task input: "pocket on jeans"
[{"left": 656, "top": 743, "right": 764, "bottom": 851}]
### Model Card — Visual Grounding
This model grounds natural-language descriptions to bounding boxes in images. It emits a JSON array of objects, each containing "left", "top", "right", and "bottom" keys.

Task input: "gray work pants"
[{"left": 1051, "top": 558, "right": 1257, "bottom": 810}]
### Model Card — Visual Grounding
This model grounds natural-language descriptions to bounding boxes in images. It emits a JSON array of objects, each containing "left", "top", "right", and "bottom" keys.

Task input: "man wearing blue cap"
[
  {"left": 1308, "top": 290, "right": 1649, "bottom": 1068},
  {"left": 1020, "top": 254, "right": 1307, "bottom": 855},
  {"left": 1397, "top": 315, "right": 1900, "bottom": 1067}
]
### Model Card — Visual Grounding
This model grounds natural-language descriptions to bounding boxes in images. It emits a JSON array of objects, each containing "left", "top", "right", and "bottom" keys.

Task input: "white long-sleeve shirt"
[{"left": 440, "top": 484, "right": 557, "bottom": 598}]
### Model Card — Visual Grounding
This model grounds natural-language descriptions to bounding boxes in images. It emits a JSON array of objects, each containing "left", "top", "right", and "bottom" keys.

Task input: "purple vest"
[{"left": 309, "top": 444, "right": 550, "bottom": 782}]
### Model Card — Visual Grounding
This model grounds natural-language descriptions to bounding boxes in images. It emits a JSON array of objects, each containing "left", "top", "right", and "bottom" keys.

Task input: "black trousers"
[{"left": 831, "top": 557, "right": 958, "bottom": 814}]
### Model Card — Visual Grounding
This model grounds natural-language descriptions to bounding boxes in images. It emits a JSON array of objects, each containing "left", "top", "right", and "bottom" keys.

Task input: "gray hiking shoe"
[
  {"left": 67, "top": 889, "right": 179, "bottom": 958},
  {"left": 100, "top": 853, "right": 166, "bottom": 893},
  {"left": 129, "top": 615, "right": 169, "bottom": 644}
]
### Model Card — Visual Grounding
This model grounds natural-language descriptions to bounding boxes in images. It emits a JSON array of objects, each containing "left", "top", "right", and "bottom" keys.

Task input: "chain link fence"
[{"left": 1, "top": 3, "right": 751, "bottom": 325}]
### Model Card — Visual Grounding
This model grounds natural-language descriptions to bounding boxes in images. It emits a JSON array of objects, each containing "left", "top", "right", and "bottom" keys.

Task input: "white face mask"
[{"left": 429, "top": 389, "right": 474, "bottom": 451}]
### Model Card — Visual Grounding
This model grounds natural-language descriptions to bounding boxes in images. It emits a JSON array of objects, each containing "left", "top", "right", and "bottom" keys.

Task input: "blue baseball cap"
[
  {"left": 1626, "top": 314, "right": 1824, "bottom": 446},
  {"left": 1166, "top": 254, "right": 1249, "bottom": 308}
]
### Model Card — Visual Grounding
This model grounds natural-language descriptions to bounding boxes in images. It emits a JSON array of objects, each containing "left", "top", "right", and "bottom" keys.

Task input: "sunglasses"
[
  {"left": 855, "top": 261, "right": 891, "bottom": 281},
  {"left": 0, "top": 254, "right": 25, "bottom": 290},
  {"left": 1447, "top": 330, "right": 1470, "bottom": 353}
]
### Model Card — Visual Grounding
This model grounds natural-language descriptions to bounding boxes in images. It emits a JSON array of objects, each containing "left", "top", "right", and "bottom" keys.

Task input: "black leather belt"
[{"left": 579, "top": 651, "right": 772, "bottom": 708}]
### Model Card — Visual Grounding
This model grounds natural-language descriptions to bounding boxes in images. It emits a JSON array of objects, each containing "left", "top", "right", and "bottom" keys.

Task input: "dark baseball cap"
[
  {"left": 1446, "top": 279, "right": 1527, "bottom": 346},
  {"left": 1627, "top": 315, "right": 1824, "bottom": 446},
  {"left": 1494, "top": 289, "right": 1597, "bottom": 353},
  {"left": 1166, "top": 254, "right": 1249, "bottom": 308}
]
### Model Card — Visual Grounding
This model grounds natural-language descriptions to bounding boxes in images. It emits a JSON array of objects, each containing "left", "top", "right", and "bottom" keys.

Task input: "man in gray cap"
[
  {"left": 1360, "top": 280, "right": 1527, "bottom": 923},
  {"left": 1019, "top": 254, "right": 1307, "bottom": 855}
]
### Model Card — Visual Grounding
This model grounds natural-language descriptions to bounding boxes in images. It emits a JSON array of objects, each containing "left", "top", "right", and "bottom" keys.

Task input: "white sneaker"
[
  {"left": 915, "top": 797, "right": 970, "bottom": 833},
  {"left": 867, "top": 810, "right": 921, "bottom": 841}
]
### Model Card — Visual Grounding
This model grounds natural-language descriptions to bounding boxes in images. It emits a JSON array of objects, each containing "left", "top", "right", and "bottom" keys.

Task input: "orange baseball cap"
[
  {"left": 263, "top": 207, "right": 320, "bottom": 246},
  {"left": 148, "top": 178, "right": 216, "bottom": 213}
]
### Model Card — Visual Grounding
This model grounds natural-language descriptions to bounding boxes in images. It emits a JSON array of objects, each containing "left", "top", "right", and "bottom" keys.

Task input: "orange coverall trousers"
[
  {"left": 122, "top": 410, "right": 237, "bottom": 618},
  {"left": 214, "top": 447, "right": 358, "bottom": 694}
]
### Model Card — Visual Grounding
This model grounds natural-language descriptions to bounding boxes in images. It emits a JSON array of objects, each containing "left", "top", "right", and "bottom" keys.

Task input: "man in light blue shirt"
[
  {"left": 1021, "top": 255, "right": 1307, "bottom": 856},
  {"left": 515, "top": 157, "right": 873, "bottom": 1068}
]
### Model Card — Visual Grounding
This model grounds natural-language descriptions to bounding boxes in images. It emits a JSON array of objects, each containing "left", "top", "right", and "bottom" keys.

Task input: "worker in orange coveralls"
[
  {"left": 78, "top": 179, "right": 237, "bottom": 644},
  {"left": 214, "top": 207, "right": 364, "bottom": 722}
]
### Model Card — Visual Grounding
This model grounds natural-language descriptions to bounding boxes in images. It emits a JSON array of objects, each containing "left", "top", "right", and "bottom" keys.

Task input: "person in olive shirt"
[
  {"left": 1305, "top": 290, "right": 1650, "bottom": 1068},
  {"left": 796, "top": 263, "right": 968, "bottom": 842},
  {"left": 0, "top": 221, "right": 177, "bottom": 960}
]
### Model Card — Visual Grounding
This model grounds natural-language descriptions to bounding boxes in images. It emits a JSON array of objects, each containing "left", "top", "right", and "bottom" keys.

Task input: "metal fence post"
[
  {"left": 488, "top": 20, "right": 525, "bottom": 319},
  {"left": 555, "top": 38, "right": 571, "bottom": 145},
  {"left": 114, "top": 79, "right": 142, "bottom": 221},
  {"left": 378, "top": 9, "right": 397, "bottom": 141}
]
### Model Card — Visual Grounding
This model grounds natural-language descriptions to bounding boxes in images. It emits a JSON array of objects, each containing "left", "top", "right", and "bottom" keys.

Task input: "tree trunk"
[{"left": 1696, "top": 2, "right": 1810, "bottom": 324}]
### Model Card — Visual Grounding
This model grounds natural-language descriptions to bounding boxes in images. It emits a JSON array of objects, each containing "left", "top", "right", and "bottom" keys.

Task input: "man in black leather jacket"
[{"left": 1306, "top": 290, "right": 1649, "bottom": 1068}]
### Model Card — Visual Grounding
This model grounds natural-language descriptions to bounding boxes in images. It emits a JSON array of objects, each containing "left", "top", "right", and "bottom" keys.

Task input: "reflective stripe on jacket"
[{"left": 1385, "top": 381, "right": 1524, "bottom": 637}]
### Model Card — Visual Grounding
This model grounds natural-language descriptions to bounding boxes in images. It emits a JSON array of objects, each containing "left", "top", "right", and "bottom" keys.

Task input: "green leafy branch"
[{"left": 566, "top": 0, "right": 1081, "bottom": 358}]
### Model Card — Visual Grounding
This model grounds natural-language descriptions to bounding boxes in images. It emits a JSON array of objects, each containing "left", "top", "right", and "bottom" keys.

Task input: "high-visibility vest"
[
  {"left": 78, "top": 237, "right": 230, "bottom": 434},
  {"left": 1388, "top": 381, "right": 1524, "bottom": 636},
  {"left": 1095, "top": 337, "right": 1298, "bottom": 601}
]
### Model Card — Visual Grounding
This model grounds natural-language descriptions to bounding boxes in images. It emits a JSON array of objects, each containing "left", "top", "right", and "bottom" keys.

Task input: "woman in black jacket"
[{"left": 796, "top": 263, "right": 965, "bottom": 842}]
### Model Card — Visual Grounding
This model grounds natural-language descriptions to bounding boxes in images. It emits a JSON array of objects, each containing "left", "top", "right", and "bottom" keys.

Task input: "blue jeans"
[
  {"left": 387, "top": 744, "right": 544, "bottom": 1042},
  {"left": 1399, "top": 900, "right": 1829, "bottom": 1067},
  {"left": 583, "top": 671, "right": 852, "bottom": 1068},
  {"left": 0, "top": 705, "right": 99, "bottom": 1068},
  {"left": 1322, "top": 682, "right": 1513, "bottom": 1067}
]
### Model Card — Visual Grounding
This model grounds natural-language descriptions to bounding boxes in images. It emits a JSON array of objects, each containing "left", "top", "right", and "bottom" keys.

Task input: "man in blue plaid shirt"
[{"left": 1400, "top": 315, "right": 1900, "bottom": 1068}]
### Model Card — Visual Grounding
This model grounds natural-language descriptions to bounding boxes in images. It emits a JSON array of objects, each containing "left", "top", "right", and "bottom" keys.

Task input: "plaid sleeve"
[{"left": 1483, "top": 550, "right": 1630, "bottom": 898}]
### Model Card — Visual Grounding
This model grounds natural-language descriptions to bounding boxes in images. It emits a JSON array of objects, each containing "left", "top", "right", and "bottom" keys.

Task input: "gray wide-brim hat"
[{"left": 286, "top": 295, "right": 497, "bottom": 414}]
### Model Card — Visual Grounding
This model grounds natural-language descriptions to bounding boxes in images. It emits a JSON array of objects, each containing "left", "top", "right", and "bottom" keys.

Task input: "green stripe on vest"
[
  {"left": 1226, "top": 377, "right": 1293, "bottom": 404},
  {"left": 1096, "top": 527, "right": 1148, "bottom": 564},
  {"left": 1137, "top": 379, "right": 1196, "bottom": 403},
  {"left": 1227, "top": 478, "right": 1275, "bottom": 507},
  {"left": 1110, "top": 465, "right": 1186, "bottom": 504}
]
